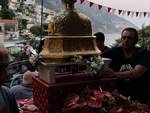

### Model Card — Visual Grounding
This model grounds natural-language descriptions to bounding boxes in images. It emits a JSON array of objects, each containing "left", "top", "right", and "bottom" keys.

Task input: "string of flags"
[{"left": 79, "top": 0, "right": 150, "bottom": 17}]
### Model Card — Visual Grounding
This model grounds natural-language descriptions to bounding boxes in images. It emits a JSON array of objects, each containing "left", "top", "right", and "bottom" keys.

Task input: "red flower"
[
  {"left": 94, "top": 90, "right": 112, "bottom": 99},
  {"left": 143, "top": 104, "right": 149, "bottom": 111},
  {"left": 87, "top": 96, "right": 103, "bottom": 108},
  {"left": 110, "top": 106, "right": 123, "bottom": 113}
]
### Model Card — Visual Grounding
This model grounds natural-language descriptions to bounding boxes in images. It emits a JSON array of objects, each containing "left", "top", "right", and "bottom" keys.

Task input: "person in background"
[
  {"left": 102, "top": 27, "right": 150, "bottom": 104},
  {"left": 94, "top": 32, "right": 111, "bottom": 53},
  {"left": 10, "top": 71, "right": 38, "bottom": 100},
  {"left": 0, "top": 47, "right": 20, "bottom": 113}
]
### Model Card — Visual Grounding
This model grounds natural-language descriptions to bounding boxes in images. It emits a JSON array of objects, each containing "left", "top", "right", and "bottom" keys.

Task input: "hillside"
[{"left": 35, "top": 0, "right": 138, "bottom": 34}]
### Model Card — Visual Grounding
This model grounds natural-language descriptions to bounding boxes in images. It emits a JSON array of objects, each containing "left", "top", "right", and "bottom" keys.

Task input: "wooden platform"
[{"left": 33, "top": 73, "right": 117, "bottom": 113}]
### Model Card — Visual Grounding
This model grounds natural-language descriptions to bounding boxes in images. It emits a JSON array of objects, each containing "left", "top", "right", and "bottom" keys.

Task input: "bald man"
[
  {"left": 10, "top": 71, "right": 38, "bottom": 100},
  {"left": 0, "top": 47, "right": 20, "bottom": 113}
]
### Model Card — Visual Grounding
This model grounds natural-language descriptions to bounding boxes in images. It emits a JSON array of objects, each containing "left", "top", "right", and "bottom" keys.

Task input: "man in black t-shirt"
[{"left": 102, "top": 27, "right": 150, "bottom": 103}]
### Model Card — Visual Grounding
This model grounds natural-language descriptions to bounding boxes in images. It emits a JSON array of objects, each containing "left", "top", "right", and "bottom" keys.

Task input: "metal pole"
[
  {"left": 41, "top": 0, "right": 44, "bottom": 39},
  {"left": 38, "top": 0, "right": 44, "bottom": 53}
]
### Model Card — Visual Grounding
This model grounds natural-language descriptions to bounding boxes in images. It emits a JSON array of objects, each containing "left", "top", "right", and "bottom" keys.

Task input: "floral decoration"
[
  {"left": 70, "top": 55, "right": 104, "bottom": 74},
  {"left": 29, "top": 52, "right": 39, "bottom": 66},
  {"left": 63, "top": 89, "right": 150, "bottom": 113}
]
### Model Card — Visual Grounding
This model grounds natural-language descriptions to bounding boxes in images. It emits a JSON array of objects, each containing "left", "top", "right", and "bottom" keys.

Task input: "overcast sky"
[
  {"left": 120, "top": 15, "right": 150, "bottom": 29},
  {"left": 87, "top": 0, "right": 150, "bottom": 29},
  {"left": 88, "top": 0, "right": 150, "bottom": 11}
]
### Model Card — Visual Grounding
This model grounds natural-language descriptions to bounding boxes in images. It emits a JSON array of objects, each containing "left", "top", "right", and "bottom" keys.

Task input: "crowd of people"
[{"left": 0, "top": 27, "right": 150, "bottom": 112}]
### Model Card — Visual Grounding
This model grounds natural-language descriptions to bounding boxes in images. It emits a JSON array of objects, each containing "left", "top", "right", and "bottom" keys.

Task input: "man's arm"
[{"left": 103, "top": 65, "right": 148, "bottom": 79}]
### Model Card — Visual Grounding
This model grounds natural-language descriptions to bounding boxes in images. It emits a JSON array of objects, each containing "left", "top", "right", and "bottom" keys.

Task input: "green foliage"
[
  {"left": 21, "top": 19, "right": 28, "bottom": 29},
  {"left": 138, "top": 25, "right": 150, "bottom": 48},
  {"left": 30, "top": 24, "right": 48, "bottom": 36},
  {"left": 0, "top": 9, "right": 15, "bottom": 19},
  {"left": 70, "top": 55, "right": 103, "bottom": 74},
  {"left": 30, "top": 25, "right": 41, "bottom": 36},
  {"left": 18, "top": 19, "right": 28, "bottom": 34},
  {"left": 29, "top": 37, "right": 40, "bottom": 50},
  {"left": 111, "top": 38, "right": 121, "bottom": 48}
]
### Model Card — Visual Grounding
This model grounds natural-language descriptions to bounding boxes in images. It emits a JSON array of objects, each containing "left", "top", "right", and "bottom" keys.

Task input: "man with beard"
[{"left": 102, "top": 27, "right": 150, "bottom": 104}]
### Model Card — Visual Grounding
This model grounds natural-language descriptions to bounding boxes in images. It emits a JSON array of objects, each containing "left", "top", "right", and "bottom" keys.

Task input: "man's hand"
[{"left": 101, "top": 68, "right": 116, "bottom": 78}]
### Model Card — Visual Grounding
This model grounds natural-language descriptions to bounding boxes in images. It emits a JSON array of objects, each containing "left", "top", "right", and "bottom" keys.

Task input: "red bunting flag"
[
  {"left": 118, "top": 10, "right": 122, "bottom": 15},
  {"left": 80, "top": 0, "right": 84, "bottom": 4},
  {"left": 144, "top": 12, "right": 147, "bottom": 17},
  {"left": 127, "top": 11, "right": 130, "bottom": 16},
  {"left": 79, "top": 1, "right": 150, "bottom": 18},
  {"left": 89, "top": 2, "right": 94, "bottom": 7},
  {"left": 136, "top": 12, "right": 139, "bottom": 17},
  {"left": 98, "top": 5, "right": 102, "bottom": 10},
  {"left": 107, "top": 7, "right": 111, "bottom": 13}
]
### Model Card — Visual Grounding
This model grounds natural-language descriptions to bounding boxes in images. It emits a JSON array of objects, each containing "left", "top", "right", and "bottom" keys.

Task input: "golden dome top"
[{"left": 48, "top": 0, "right": 92, "bottom": 36}]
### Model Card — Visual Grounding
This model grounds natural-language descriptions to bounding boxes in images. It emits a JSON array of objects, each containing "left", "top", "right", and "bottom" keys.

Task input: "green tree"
[
  {"left": 18, "top": 19, "right": 28, "bottom": 35},
  {"left": 138, "top": 25, "right": 150, "bottom": 48},
  {"left": 111, "top": 38, "right": 121, "bottom": 47},
  {"left": 21, "top": 19, "right": 28, "bottom": 29},
  {"left": 0, "top": 9, "right": 15, "bottom": 19},
  {"left": 30, "top": 25, "right": 41, "bottom": 36}
]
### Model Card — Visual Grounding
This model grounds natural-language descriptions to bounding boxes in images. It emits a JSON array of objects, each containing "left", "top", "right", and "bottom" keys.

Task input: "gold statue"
[{"left": 40, "top": 0, "right": 100, "bottom": 62}]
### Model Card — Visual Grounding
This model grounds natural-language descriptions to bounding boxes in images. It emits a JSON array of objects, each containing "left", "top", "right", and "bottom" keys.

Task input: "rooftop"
[{"left": 0, "top": 19, "right": 17, "bottom": 25}]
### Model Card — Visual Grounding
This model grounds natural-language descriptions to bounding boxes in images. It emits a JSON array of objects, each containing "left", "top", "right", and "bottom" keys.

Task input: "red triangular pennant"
[
  {"left": 98, "top": 5, "right": 102, "bottom": 10},
  {"left": 118, "top": 10, "right": 122, "bottom": 15},
  {"left": 80, "top": 0, "right": 85, "bottom": 4},
  {"left": 107, "top": 7, "right": 111, "bottom": 13},
  {"left": 89, "top": 2, "right": 94, "bottom": 7},
  {"left": 144, "top": 12, "right": 147, "bottom": 17},
  {"left": 136, "top": 12, "right": 139, "bottom": 17},
  {"left": 127, "top": 11, "right": 130, "bottom": 16}
]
